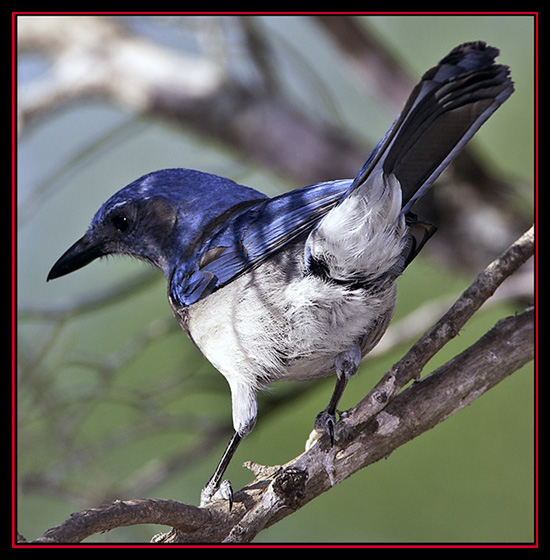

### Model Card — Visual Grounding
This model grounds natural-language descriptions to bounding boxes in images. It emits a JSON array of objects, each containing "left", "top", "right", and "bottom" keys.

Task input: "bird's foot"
[
  {"left": 200, "top": 479, "right": 234, "bottom": 510},
  {"left": 305, "top": 409, "right": 337, "bottom": 451}
]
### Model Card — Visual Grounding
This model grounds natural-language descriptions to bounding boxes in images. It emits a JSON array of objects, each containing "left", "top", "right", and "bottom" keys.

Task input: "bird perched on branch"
[{"left": 48, "top": 42, "right": 513, "bottom": 508}]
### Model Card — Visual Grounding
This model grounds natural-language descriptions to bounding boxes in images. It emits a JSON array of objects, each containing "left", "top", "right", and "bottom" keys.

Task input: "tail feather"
[{"left": 352, "top": 41, "right": 514, "bottom": 213}]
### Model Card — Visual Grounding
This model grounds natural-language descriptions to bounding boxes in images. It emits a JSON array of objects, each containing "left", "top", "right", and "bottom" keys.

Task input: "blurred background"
[{"left": 16, "top": 14, "right": 535, "bottom": 543}]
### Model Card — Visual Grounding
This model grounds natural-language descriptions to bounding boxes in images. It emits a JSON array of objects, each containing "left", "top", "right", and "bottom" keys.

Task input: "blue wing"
[
  {"left": 172, "top": 42, "right": 514, "bottom": 308},
  {"left": 171, "top": 179, "right": 352, "bottom": 306}
]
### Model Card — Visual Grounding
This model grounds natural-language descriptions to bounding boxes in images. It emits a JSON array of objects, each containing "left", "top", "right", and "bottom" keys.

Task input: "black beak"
[{"left": 47, "top": 233, "right": 106, "bottom": 281}]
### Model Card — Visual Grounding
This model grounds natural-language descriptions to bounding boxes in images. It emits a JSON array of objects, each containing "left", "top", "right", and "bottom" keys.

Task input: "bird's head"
[{"left": 47, "top": 168, "right": 266, "bottom": 282}]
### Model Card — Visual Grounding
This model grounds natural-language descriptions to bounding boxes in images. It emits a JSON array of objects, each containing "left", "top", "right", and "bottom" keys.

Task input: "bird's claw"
[
  {"left": 200, "top": 479, "right": 234, "bottom": 510},
  {"left": 315, "top": 409, "right": 337, "bottom": 445},
  {"left": 305, "top": 409, "right": 337, "bottom": 450}
]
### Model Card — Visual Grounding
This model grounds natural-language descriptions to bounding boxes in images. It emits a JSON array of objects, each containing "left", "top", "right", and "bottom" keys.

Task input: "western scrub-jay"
[{"left": 47, "top": 42, "right": 513, "bottom": 507}]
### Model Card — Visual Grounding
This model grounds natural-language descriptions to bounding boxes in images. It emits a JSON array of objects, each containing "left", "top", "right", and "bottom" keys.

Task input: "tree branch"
[
  {"left": 22, "top": 226, "right": 534, "bottom": 544},
  {"left": 32, "top": 499, "right": 213, "bottom": 544}
]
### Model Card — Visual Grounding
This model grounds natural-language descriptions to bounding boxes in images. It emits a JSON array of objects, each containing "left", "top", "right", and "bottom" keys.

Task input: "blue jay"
[{"left": 47, "top": 42, "right": 513, "bottom": 507}]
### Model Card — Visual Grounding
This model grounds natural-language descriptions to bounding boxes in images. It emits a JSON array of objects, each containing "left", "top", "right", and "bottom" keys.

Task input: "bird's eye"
[{"left": 111, "top": 213, "right": 131, "bottom": 232}]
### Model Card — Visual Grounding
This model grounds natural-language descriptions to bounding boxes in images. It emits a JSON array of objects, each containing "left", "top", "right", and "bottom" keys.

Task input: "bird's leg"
[
  {"left": 200, "top": 431, "right": 242, "bottom": 509},
  {"left": 314, "top": 377, "right": 348, "bottom": 446},
  {"left": 307, "top": 344, "right": 362, "bottom": 449},
  {"left": 200, "top": 382, "right": 257, "bottom": 509}
]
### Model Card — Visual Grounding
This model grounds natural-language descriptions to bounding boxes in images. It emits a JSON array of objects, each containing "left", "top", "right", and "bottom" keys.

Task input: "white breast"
[{"left": 185, "top": 243, "right": 397, "bottom": 388}]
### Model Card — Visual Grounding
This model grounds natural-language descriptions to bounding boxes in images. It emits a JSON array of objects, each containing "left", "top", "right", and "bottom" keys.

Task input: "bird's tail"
[
  {"left": 305, "top": 42, "right": 513, "bottom": 284},
  {"left": 352, "top": 41, "right": 514, "bottom": 213}
]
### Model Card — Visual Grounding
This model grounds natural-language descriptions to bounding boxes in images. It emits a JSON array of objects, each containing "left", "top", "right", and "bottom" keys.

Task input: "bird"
[{"left": 47, "top": 41, "right": 514, "bottom": 508}]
